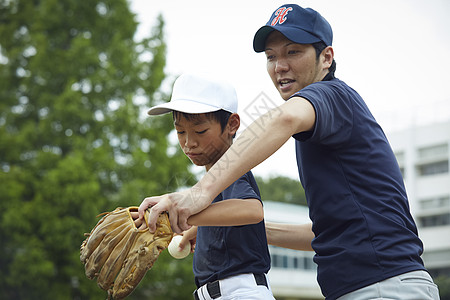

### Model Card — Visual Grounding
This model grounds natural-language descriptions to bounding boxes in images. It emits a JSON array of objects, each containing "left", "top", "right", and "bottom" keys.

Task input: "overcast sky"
[{"left": 130, "top": 0, "right": 450, "bottom": 179}]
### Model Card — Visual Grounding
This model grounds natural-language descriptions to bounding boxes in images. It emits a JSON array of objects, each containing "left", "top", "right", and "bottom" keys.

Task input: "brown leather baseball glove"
[{"left": 80, "top": 206, "right": 173, "bottom": 299}]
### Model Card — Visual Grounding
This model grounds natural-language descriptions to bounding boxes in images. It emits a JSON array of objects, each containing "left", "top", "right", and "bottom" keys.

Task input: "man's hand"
[{"left": 138, "top": 186, "right": 211, "bottom": 234}]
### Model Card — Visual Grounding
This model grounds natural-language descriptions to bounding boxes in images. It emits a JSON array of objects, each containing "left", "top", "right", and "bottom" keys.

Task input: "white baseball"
[{"left": 168, "top": 235, "right": 191, "bottom": 259}]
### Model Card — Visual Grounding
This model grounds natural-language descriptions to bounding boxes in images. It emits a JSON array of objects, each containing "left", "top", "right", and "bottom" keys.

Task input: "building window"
[
  {"left": 272, "top": 254, "right": 288, "bottom": 268},
  {"left": 269, "top": 246, "right": 316, "bottom": 271},
  {"left": 417, "top": 161, "right": 449, "bottom": 176},
  {"left": 420, "top": 196, "right": 450, "bottom": 210},
  {"left": 418, "top": 144, "right": 448, "bottom": 160},
  {"left": 417, "top": 196, "right": 450, "bottom": 227},
  {"left": 418, "top": 213, "right": 450, "bottom": 227},
  {"left": 416, "top": 144, "right": 449, "bottom": 176}
]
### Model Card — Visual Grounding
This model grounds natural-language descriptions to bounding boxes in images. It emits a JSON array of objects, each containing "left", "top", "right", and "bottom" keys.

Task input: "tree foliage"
[
  {"left": 256, "top": 175, "right": 307, "bottom": 206},
  {"left": 0, "top": 0, "right": 196, "bottom": 299},
  {"left": 435, "top": 275, "right": 450, "bottom": 300}
]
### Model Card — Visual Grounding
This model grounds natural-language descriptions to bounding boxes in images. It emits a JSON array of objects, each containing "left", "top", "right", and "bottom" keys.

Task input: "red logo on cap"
[{"left": 271, "top": 7, "right": 293, "bottom": 26}]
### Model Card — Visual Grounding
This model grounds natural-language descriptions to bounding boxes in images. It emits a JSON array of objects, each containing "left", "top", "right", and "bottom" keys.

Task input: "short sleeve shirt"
[
  {"left": 193, "top": 171, "right": 271, "bottom": 287},
  {"left": 292, "top": 78, "right": 425, "bottom": 299}
]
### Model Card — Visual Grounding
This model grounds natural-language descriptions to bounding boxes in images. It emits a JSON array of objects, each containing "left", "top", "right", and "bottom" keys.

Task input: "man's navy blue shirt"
[{"left": 292, "top": 78, "right": 425, "bottom": 299}]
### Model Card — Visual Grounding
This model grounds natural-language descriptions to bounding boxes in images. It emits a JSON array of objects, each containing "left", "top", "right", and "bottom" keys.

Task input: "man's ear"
[
  {"left": 322, "top": 46, "right": 334, "bottom": 69},
  {"left": 227, "top": 113, "right": 240, "bottom": 136}
]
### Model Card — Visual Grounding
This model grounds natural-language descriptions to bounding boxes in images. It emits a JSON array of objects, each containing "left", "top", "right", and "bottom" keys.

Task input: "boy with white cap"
[{"left": 146, "top": 73, "right": 274, "bottom": 300}]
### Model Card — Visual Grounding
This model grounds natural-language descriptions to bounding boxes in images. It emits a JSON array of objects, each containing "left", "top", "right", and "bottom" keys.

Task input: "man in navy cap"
[{"left": 140, "top": 4, "right": 440, "bottom": 300}]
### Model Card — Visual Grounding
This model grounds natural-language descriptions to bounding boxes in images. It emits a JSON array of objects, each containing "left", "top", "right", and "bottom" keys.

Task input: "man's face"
[{"left": 264, "top": 31, "right": 324, "bottom": 100}]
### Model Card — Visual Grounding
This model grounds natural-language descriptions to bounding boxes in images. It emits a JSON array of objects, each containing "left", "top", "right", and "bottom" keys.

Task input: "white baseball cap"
[{"left": 147, "top": 73, "right": 238, "bottom": 115}]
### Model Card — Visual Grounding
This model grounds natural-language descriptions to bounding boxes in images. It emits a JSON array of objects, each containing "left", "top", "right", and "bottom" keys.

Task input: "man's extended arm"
[
  {"left": 266, "top": 222, "right": 315, "bottom": 251},
  {"left": 140, "top": 96, "right": 315, "bottom": 233}
]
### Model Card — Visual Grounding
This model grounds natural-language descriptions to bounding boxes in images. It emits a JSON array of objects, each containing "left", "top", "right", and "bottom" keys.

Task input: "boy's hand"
[
  {"left": 179, "top": 227, "right": 198, "bottom": 253},
  {"left": 130, "top": 211, "right": 146, "bottom": 230}
]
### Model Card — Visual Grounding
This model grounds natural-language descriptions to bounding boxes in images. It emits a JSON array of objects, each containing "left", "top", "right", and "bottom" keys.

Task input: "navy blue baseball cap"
[{"left": 253, "top": 4, "right": 333, "bottom": 52}]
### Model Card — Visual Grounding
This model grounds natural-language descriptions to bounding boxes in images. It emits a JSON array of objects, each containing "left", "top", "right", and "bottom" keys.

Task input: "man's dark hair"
[
  {"left": 172, "top": 110, "right": 233, "bottom": 134},
  {"left": 312, "top": 41, "right": 336, "bottom": 79}
]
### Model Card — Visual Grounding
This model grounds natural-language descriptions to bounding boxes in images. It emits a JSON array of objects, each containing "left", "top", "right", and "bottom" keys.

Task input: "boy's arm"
[
  {"left": 177, "top": 200, "right": 262, "bottom": 253},
  {"left": 265, "top": 222, "right": 315, "bottom": 251},
  {"left": 141, "top": 97, "right": 315, "bottom": 233},
  {"left": 187, "top": 198, "right": 263, "bottom": 226}
]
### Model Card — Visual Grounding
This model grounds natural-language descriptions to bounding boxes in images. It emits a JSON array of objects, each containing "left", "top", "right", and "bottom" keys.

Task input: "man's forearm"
[
  {"left": 196, "top": 98, "right": 313, "bottom": 205},
  {"left": 142, "top": 98, "right": 315, "bottom": 233},
  {"left": 266, "top": 222, "right": 315, "bottom": 251}
]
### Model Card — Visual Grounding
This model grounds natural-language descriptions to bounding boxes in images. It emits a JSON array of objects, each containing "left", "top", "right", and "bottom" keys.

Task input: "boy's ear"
[{"left": 227, "top": 113, "right": 240, "bottom": 136}]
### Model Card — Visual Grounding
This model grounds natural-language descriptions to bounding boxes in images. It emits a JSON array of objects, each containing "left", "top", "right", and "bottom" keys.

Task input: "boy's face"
[
  {"left": 264, "top": 31, "right": 326, "bottom": 100},
  {"left": 174, "top": 113, "right": 236, "bottom": 170}
]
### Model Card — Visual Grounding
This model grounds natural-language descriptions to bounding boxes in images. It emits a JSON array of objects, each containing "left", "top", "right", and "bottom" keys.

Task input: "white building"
[{"left": 387, "top": 119, "right": 450, "bottom": 278}]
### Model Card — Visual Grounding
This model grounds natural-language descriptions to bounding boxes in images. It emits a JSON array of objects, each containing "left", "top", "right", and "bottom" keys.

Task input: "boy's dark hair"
[
  {"left": 172, "top": 109, "right": 235, "bottom": 136},
  {"left": 312, "top": 41, "right": 336, "bottom": 79}
]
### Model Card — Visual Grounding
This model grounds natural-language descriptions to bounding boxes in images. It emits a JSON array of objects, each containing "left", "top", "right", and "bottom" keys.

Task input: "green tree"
[
  {"left": 435, "top": 275, "right": 450, "bottom": 300},
  {"left": 256, "top": 175, "right": 307, "bottom": 206},
  {"left": 0, "top": 0, "right": 195, "bottom": 299}
]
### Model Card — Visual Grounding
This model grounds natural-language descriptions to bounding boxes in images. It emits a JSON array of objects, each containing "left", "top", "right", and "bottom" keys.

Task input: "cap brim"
[
  {"left": 147, "top": 99, "right": 224, "bottom": 116},
  {"left": 253, "top": 26, "right": 275, "bottom": 52},
  {"left": 253, "top": 25, "right": 322, "bottom": 52}
]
